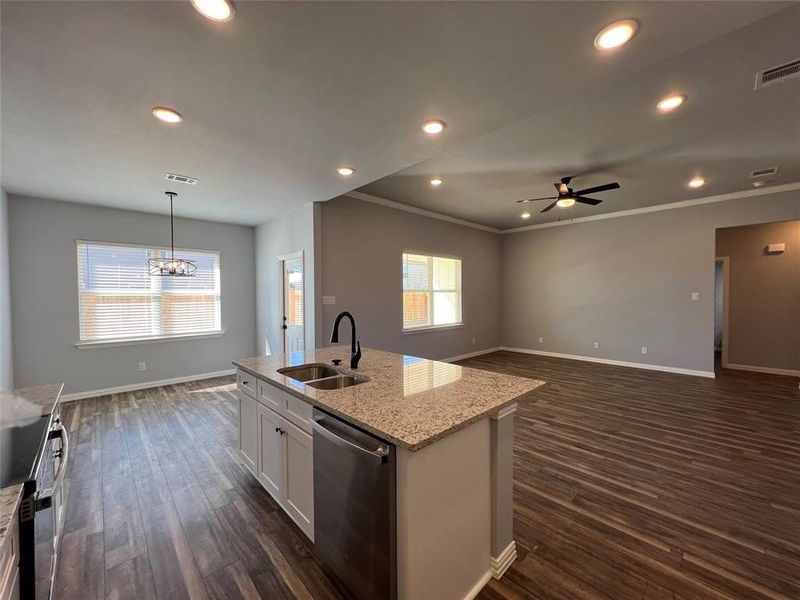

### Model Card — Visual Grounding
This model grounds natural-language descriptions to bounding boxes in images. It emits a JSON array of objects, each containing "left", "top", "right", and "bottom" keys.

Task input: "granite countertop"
[
  {"left": 234, "top": 347, "right": 544, "bottom": 452},
  {"left": 0, "top": 384, "right": 64, "bottom": 424},
  {"left": 0, "top": 384, "right": 63, "bottom": 557}
]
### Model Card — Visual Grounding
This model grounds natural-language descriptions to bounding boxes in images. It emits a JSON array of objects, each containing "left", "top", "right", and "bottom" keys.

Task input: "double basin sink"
[{"left": 277, "top": 363, "right": 369, "bottom": 389}]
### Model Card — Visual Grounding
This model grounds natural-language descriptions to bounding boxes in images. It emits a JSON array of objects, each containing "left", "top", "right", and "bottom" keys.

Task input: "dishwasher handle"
[{"left": 312, "top": 414, "right": 389, "bottom": 464}]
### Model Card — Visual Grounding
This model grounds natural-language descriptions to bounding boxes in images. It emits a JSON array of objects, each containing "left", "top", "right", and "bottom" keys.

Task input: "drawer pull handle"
[{"left": 274, "top": 427, "right": 286, "bottom": 436}]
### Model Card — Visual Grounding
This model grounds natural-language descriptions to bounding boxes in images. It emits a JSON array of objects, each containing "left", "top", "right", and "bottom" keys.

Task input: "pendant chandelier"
[{"left": 148, "top": 191, "right": 197, "bottom": 276}]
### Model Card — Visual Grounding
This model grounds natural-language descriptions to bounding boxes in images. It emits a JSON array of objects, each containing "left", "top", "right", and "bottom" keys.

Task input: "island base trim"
[{"left": 490, "top": 540, "right": 517, "bottom": 579}]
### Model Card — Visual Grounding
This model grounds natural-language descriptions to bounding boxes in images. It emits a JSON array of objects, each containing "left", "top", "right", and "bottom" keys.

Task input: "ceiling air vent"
[
  {"left": 164, "top": 173, "right": 198, "bottom": 185},
  {"left": 750, "top": 167, "right": 778, "bottom": 178},
  {"left": 755, "top": 58, "right": 800, "bottom": 90}
]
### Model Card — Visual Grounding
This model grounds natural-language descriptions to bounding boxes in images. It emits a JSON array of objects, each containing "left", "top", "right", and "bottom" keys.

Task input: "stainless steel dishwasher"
[{"left": 312, "top": 408, "right": 396, "bottom": 600}]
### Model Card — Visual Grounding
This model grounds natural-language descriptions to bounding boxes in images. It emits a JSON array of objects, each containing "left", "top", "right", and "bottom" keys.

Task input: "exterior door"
[{"left": 282, "top": 256, "right": 304, "bottom": 353}]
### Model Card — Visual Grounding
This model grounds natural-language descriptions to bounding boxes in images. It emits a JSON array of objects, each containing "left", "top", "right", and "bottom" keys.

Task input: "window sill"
[
  {"left": 402, "top": 324, "right": 463, "bottom": 335},
  {"left": 76, "top": 331, "right": 225, "bottom": 349}
]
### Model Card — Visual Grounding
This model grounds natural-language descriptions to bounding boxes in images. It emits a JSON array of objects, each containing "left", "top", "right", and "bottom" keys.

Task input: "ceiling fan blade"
[
  {"left": 576, "top": 196, "right": 603, "bottom": 206},
  {"left": 574, "top": 182, "right": 620, "bottom": 196},
  {"left": 541, "top": 200, "right": 559, "bottom": 213},
  {"left": 517, "top": 196, "right": 557, "bottom": 204}
]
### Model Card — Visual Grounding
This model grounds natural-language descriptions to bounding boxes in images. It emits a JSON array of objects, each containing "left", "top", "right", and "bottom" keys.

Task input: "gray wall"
[
  {"left": 255, "top": 203, "right": 319, "bottom": 356},
  {"left": 9, "top": 196, "right": 256, "bottom": 395},
  {"left": 501, "top": 190, "right": 800, "bottom": 374},
  {"left": 716, "top": 219, "right": 800, "bottom": 372},
  {"left": 0, "top": 189, "right": 12, "bottom": 390},
  {"left": 319, "top": 195, "right": 501, "bottom": 360}
]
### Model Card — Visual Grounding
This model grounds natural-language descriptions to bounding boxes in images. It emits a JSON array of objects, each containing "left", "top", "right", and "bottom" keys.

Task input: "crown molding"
[
  {"left": 502, "top": 181, "right": 800, "bottom": 234},
  {"left": 343, "top": 182, "right": 800, "bottom": 236},
  {"left": 344, "top": 190, "right": 501, "bottom": 233}
]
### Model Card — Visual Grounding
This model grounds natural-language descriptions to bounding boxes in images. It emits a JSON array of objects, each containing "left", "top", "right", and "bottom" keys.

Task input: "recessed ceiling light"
[
  {"left": 656, "top": 94, "right": 686, "bottom": 113},
  {"left": 521, "top": 212, "right": 531, "bottom": 219},
  {"left": 594, "top": 19, "right": 638, "bottom": 50},
  {"left": 152, "top": 107, "right": 183, "bottom": 124},
  {"left": 557, "top": 197, "right": 576, "bottom": 208},
  {"left": 191, "top": 0, "right": 234, "bottom": 22},
  {"left": 336, "top": 166, "right": 355, "bottom": 177},
  {"left": 421, "top": 120, "right": 446, "bottom": 135},
  {"left": 430, "top": 178, "right": 443, "bottom": 187},
  {"left": 688, "top": 176, "right": 705, "bottom": 189}
]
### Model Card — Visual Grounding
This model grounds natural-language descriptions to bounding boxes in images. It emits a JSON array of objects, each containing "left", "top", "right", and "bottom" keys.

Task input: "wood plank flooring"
[{"left": 54, "top": 353, "right": 800, "bottom": 600}]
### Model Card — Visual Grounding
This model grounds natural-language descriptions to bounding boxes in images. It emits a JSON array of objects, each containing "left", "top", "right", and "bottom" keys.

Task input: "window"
[
  {"left": 402, "top": 253, "right": 462, "bottom": 331},
  {"left": 77, "top": 241, "right": 221, "bottom": 344}
]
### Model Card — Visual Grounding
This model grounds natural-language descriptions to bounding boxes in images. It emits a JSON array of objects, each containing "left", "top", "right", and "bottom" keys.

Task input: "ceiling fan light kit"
[{"left": 517, "top": 176, "right": 621, "bottom": 213}]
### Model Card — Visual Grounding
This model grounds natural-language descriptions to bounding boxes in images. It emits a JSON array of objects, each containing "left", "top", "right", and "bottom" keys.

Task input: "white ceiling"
[
  {"left": 1, "top": 1, "right": 796, "bottom": 226},
  {"left": 360, "top": 4, "right": 800, "bottom": 230}
]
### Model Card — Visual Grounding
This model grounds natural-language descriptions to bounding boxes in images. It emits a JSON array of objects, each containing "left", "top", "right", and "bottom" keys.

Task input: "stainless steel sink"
[
  {"left": 278, "top": 363, "right": 340, "bottom": 382},
  {"left": 306, "top": 375, "right": 369, "bottom": 390}
]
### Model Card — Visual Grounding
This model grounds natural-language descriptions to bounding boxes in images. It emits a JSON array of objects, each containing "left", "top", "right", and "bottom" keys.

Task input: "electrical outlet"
[
  {"left": 471, "top": 338, "right": 476, "bottom": 345},
  {"left": 641, "top": 347, "right": 648, "bottom": 355},
  {"left": 538, "top": 337, "right": 544, "bottom": 344},
  {"left": 138, "top": 362, "right": 146, "bottom": 371},
  {"left": 691, "top": 291, "right": 700, "bottom": 301},
  {"left": 322, "top": 296, "right": 336, "bottom": 305},
  {"left": 594, "top": 341, "right": 599, "bottom": 349}
]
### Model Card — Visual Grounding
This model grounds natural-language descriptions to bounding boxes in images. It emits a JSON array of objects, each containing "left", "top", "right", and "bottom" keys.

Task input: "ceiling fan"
[{"left": 517, "top": 176, "right": 621, "bottom": 213}]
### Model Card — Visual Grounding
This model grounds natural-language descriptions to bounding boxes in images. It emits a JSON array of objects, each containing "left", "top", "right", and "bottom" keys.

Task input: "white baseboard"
[
  {"left": 500, "top": 347, "right": 716, "bottom": 379},
  {"left": 442, "top": 346, "right": 503, "bottom": 363},
  {"left": 60, "top": 369, "right": 237, "bottom": 402},
  {"left": 490, "top": 540, "right": 518, "bottom": 579},
  {"left": 726, "top": 363, "right": 800, "bottom": 378},
  {"left": 463, "top": 570, "right": 492, "bottom": 600}
]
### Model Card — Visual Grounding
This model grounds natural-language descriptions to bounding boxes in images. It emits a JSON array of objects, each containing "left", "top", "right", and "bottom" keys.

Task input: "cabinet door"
[
  {"left": 283, "top": 418, "right": 314, "bottom": 540},
  {"left": 258, "top": 405, "right": 284, "bottom": 499},
  {"left": 238, "top": 392, "right": 258, "bottom": 473}
]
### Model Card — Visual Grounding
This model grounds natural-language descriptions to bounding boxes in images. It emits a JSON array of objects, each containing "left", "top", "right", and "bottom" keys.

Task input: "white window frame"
[
  {"left": 401, "top": 252, "right": 463, "bottom": 334},
  {"left": 75, "top": 239, "right": 224, "bottom": 348}
]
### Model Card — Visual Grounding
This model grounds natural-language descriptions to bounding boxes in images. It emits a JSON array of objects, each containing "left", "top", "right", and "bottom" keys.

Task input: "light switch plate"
[
  {"left": 322, "top": 296, "right": 336, "bottom": 305},
  {"left": 691, "top": 291, "right": 700, "bottom": 301},
  {"left": 641, "top": 346, "right": 648, "bottom": 355}
]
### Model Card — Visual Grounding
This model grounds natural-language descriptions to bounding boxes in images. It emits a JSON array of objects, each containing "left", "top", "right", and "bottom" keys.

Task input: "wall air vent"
[
  {"left": 755, "top": 58, "right": 800, "bottom": 90},
  {"left": 164, "top": 173, "right": 198, "bottom": 185},
  {"left": 750, "top": 167, "right": 778, "bottom": 178}
]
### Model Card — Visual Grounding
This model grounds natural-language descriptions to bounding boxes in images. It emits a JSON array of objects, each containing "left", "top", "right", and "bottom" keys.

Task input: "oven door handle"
[{"left": 35, "top": 421, "right": 69, "bottom": 512}]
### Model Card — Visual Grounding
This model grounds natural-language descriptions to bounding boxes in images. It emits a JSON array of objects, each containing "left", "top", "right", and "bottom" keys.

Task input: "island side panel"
[
  {"left": 490, "top": 403, "right": 517, "bottom": 577},
  {"left": 396, "top": 418, "right": 491, "bottom": 600}
]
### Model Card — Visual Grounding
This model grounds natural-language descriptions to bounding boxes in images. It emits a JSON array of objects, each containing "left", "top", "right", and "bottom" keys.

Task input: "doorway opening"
[
  {"left": 279, "top": 251, "right": 304, "bottom": 353},
  {"left": 713, "top": 256, "right": 730, "bottom": 371}
]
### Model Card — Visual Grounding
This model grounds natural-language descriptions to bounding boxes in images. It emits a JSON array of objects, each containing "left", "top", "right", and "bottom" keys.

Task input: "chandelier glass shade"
[{"left": 148, "top": 192, "right": 197, "bottom": 277}]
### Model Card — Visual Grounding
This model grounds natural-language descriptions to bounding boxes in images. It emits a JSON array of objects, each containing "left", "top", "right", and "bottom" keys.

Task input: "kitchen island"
[{"left": 233, "top": 347, "right": 543, "bottom": 600}]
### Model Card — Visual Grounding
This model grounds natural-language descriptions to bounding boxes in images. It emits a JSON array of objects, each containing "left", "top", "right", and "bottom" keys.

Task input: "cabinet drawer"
[
  {"left": 285, "top": 393, "right": 313, "bottom": 433},
  {"left": 237, "top": 370, "right": 257, "bottom": 399},
  {"left": 258, "top": 381, "right": 285, "bottom": 413}
]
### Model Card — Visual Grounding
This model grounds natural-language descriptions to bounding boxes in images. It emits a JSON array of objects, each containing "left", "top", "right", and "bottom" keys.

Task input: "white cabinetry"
[
  {"left": 238, "top": 392, "right": 258, "bottom": 473},
  {"left": 257, "top": 404, "right": 284, "bottom": 499},
  {"left": 237, "top": 370, "right": 314, "bottom": 540},
  {"left": 283, "top": 418, "right": 314, "bottom": 534}
]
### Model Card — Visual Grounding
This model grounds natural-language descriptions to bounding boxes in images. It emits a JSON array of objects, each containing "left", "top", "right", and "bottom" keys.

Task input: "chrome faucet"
[{"left": 330, "top": 311, "right": 361, "bottom": 369}]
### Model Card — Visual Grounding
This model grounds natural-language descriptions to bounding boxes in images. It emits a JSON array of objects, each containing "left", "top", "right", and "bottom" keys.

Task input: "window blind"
[
  {"left": 77, "top": 241, "right": 221, "bottom": 343},
  {"left": 402, "top": 253, "right": 462, "bottom": 331}
]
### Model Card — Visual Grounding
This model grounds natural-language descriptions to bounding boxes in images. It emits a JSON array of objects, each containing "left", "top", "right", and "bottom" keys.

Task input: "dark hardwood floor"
[{"left": 54, "top": 352, "right": 800, "bottom": 600}]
